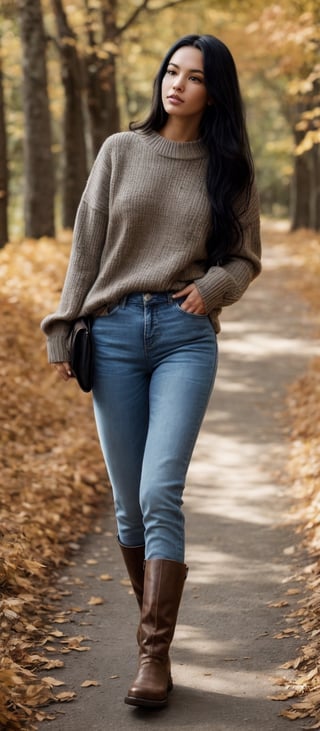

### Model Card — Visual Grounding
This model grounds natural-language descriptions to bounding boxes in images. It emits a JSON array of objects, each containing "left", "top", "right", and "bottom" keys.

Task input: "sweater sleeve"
[
  {"left": 195, "top": 183, "right": 261, "bottom": 313},
  {"left": 40, "top": 140, "right": 112, "bottom": 363}
]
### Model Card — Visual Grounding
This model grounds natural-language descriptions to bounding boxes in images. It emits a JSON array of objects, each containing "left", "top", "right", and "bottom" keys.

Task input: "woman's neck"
[{"left": 159, "top": 118, "right": 201, "bottom": 143}]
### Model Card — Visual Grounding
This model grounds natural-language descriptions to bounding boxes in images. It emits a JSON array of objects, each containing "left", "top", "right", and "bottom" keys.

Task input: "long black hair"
[{"left": 130, "top": 34, "right": 255, "bottom": 265}]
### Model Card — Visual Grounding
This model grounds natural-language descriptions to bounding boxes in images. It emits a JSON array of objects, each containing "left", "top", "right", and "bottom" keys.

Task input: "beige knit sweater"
[{"left": 41, "top": 129, "right": 261, "bottom": 363}]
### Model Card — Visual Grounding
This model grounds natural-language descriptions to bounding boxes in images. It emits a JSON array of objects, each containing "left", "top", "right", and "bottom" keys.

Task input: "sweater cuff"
[
  {"left": 195, "top": 267, "right": 227, "bottom": 311},
  {"left": 46, "top": 335, "right": 71, "bottom": 364},
  {"left": 195, "top": 260, "right": 254, "bottom": 312}
]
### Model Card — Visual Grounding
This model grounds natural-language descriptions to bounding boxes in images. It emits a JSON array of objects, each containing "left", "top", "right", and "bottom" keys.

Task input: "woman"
[{"left": 41, "top": 34, "right": 261, "bottom": 709}]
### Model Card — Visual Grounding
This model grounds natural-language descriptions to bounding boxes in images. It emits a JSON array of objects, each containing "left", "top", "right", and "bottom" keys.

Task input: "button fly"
[{"left": 143, "top": 293, "right": 152, "bottom": 302}]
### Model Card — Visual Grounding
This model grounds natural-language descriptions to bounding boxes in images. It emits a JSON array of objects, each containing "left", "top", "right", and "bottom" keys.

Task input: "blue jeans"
[{"left": 92, "top": 292, "right": 218, "bottom": 562}]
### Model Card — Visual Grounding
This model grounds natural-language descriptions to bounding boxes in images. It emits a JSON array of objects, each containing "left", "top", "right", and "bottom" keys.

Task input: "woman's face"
[{"left": 161, "top": 46, "right": 210, "bottom": 123}]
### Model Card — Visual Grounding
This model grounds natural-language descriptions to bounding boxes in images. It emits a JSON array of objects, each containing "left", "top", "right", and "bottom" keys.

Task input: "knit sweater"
[{"left": 41, "top": 129, "right": 261, "bottom": 363}]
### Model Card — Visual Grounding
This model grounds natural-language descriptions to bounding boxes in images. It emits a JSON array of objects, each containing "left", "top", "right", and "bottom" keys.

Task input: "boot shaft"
[
  {"left": 118, "top": 540, "right": 145, "bottom": 609},
  {"left": 140, "top": 559, "right": 188, "bottom": 656},
  {"left": 125, "top": 558, "right": 188, "bottom": 707}
]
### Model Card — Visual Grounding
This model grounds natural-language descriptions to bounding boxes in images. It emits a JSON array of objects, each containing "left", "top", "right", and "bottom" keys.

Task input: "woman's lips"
[{"left": 167, "top": 95, "right": 183, "bottom": 104}]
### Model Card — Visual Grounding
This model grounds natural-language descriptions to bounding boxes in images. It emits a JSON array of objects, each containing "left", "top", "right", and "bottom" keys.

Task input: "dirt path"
[{"left": 42, "top": 224, "right": 318, "bottom": 731}]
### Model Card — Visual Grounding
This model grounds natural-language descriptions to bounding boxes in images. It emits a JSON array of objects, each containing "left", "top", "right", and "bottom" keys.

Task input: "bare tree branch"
[
  {"left": 116, "top": 0, "right": 191, "bottom": 37},
  {"left": 147, "top": 0, "right": 191, "bottom": 11},
  {"left": 116, "top": 0, "right": 150, "bottom": 36}
]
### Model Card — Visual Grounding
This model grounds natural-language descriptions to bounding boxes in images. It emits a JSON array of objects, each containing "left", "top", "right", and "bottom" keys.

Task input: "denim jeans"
[{"left": 92, "top": 292, "right": 218, "bottom": 562}]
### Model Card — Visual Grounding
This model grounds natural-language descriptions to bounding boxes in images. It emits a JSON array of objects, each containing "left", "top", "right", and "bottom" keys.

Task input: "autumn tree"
[
  {"left": 290, "top": 73, "right": 320, "bottom": 231},
  {"left": 19, "top": 0, "right": 55, "bottom": 238},
  {"left": 0, "top": 39, "right": 8, "bottom": 248},
  {"left": 5, "top": 0, "right": 319, "bottom": 237},
  {"left": 84, "top": 0, "right": 120, "bottom": 157},
  {"left": 52, "top": 0, "right": 88, "bottom": 228},
  {"left": 83, "top": 0, "right": 190, "bottom": 155},
  {"left": 247, "top": 3, "right": 320, "bottom": 230}
]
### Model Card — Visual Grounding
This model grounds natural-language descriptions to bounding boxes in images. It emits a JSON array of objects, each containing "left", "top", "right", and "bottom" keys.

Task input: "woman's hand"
[
  {"left": 172, "top": 283, "right": 206, "bottom": 314},
  {"left": 53, "top": 362, "right": 73, "bottom": 381}
]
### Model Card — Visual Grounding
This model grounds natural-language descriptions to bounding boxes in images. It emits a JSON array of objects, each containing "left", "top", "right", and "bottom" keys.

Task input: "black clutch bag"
[{"left": 68, "top": 317, "right": 93, "bottom": 392}]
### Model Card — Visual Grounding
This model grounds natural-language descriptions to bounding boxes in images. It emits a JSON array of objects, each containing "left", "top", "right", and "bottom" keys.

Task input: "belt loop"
[{"left": 119, "top": 295, "right": 127, "bottom": 309}]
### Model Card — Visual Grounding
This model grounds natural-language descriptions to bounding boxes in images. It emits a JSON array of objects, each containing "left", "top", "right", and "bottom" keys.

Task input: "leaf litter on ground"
[
  {"left": 264, "top": 223, "right": 320, "bottom": 727},
  {"left": 0, "top": 233, "right": 110, "bottom": 729}
]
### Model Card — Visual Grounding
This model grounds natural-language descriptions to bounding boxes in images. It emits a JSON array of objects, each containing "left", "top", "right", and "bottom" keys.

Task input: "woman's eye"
[
  {"left": 166, "top": 68, "right": 175, "bottom": 75},
  {"left": 190, "top": 76, "right": 201, "bottom": 83}
]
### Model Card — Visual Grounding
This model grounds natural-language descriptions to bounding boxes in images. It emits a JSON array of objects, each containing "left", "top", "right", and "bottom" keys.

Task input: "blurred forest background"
[
  {"left": 0, "top": 0, "right": 319, "bottom": 248},
  {"left": 1, "top": 2, "right": 320, "bottom": 729}
]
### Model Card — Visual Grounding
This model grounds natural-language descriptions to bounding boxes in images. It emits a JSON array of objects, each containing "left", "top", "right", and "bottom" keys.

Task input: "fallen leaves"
[
  {"left": 60, "top": 636, "right": 91, "bottom": 652},
  {"left": 266, "top": 225, "right": 320, "bottom": 727},
  {"left": 81, "top": 679, "right": 100, "bottom": 687},
  {"left": 87, "top": 596, "right": 105, "bottom": 606},
  {"left": 55, "top": 691, "right": 77, "bottom": 702},
  {"left": 42, "top": 677, "right": 65, "bottom": 688},
  {"left": 0, "top": 234, "right": 111, "bottom": 729}
]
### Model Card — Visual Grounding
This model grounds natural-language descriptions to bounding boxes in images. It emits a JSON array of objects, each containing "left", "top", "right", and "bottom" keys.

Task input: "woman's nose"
[{"left": 173, "top": 76, "right": 184, "bottom": 91}]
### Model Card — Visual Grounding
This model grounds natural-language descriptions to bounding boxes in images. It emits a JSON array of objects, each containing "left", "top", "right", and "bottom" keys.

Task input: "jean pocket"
[
  {"left": 173, "top": 300, "right": 208, "bottom": 319},
  {"left": 93, "top": 302, "right": 120, "bottom": 321},
  {"left": 107, "top": 302, "right": 120, "bottom": 316}
]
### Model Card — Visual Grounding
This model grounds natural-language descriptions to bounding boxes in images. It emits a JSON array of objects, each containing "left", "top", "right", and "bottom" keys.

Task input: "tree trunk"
[
  {"left": 19, "top": 0, "right": 55, "bottom": 238},
  {"left": 290, "top": 74, "right": 320, "bottom": 231},
  {"left": 52, "top": 0, "right": 88, "bottom": 228},
  {"left": 291, "top": 138, "right": 320, "bottom": 231},
  {"left": 85, "top": 0, "right": 120, "bottom": 157},
  {"left": 290, "top": 131, "right": 311, "bottom": 231},
  {"left": 308, "top": 142, "right": 320, "bottom": 230},
  {"left": 0, "top": 44, "right": 8, "bottom": 248},
  {"left": 309, "top": 78, "right": 320, "bottom": 231}
]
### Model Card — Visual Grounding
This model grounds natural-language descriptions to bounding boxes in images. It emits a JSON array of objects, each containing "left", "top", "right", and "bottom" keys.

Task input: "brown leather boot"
[
  {"left": 118, "top": 540, "right": 145, "bottom": 609},
  {"left": 125, "top": 558, "right": 187, "bottom": 708},
  {"left": 118, "top": 540, "right": 145, "bottom": 653}
]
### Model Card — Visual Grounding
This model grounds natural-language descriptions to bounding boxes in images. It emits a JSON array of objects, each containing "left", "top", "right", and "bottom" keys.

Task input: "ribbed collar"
[{"left": 136, "top": 129, "right": 207, "bottom": 160}]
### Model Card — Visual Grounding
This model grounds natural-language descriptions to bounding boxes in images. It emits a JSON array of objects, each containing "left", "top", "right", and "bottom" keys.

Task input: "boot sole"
[
  {"left": 124, "top": 680, "right": 173, "bottom": 709},
  {"left": 124, "top": 694, "right": 168, "bottom": 708}
]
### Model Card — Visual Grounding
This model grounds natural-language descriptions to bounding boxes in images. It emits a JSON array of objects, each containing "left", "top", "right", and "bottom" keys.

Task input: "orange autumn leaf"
[
  {"left": 81, "top": 679, "right": 101, "bottom": 687},
  {"left": 88, "top": 596, "right": 104, "bottom": 606}
]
